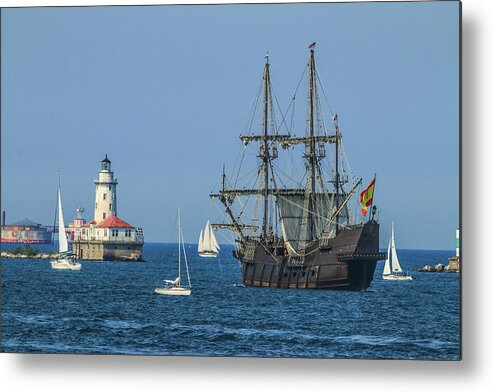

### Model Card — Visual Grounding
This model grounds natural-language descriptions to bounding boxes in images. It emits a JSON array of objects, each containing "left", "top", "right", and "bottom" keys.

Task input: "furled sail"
[
  {"left": 277, "top": 192, "right": 349, "bottom": 256},
  {"left": 58, "top": 187, "right": 69, "bottom": 254},
  {"left": 164, "top": 277, "right": 180, "bottom": 286}
]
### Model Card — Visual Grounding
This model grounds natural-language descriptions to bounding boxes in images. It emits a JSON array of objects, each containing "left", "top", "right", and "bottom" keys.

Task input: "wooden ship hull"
[{"left": 235, "top": 221, "right": 383, "bottom": 291}]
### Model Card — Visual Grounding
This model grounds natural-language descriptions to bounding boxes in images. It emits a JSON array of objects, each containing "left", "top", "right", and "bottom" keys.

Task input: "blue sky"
[{"left": 1, "top": 1, "right": 459, "bottom": 249}]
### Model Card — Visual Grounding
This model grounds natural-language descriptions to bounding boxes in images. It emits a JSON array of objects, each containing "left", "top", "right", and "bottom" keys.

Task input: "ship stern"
[{"left": 345, "top": 220, "right": 382, "bottom": 290}]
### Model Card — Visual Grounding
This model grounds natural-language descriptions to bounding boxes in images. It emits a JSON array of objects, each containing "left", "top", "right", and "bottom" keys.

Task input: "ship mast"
[
  {"left": 308, "top": 48, "right": 316, "bottom": 196},
  {"left": 210, "top": 47, "right": 345, "bottom": 244},
  {"left": 261, "top": 53, "right": 271, "bottom": 238},
  {"left": 308, "top": 46, "right": 316, "bottom": 239},
  {"left": 335, "top": 119, "right": 340, "bottom": 235}
]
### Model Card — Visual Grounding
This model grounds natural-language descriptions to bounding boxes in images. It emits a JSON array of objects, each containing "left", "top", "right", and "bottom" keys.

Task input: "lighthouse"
[
  {"left": 94, "top": 155, "right": 118, "bottom": 223},
  {"left": 72, "top": 155, "right": 144, "bottom": 261}
]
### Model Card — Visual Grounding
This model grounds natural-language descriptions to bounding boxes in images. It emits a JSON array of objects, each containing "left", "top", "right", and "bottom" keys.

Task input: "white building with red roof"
[{"left": 72, "top": 156, "right": 144, "bottom": 261}]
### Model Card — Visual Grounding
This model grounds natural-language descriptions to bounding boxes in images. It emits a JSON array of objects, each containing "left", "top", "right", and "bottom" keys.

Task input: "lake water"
[{"left": 1, "top": 243, "right": 460, "bottom": 360}]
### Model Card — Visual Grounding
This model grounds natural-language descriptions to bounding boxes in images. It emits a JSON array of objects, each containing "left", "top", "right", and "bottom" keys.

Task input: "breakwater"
[
  {"left": 419, "top": 256, "right": 460, "bottom": 273},
  {"left": 1, "top": 251, "right": 58, "bottom": 259}
]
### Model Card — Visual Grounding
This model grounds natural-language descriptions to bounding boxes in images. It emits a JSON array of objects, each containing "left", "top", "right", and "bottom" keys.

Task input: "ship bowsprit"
[{"left": 234, "top": 221, "right": 385, "bottom": 291}]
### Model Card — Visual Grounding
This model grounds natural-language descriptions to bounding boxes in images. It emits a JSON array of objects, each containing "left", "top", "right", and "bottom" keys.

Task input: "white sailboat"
[
  {"left": 155, "top": 208, "right": 191, "bottom": 296},
  {"left": 198, "top": 220, "right": 220, "bottom": 257},
  {"left": 382, "top": 222, "right": 412, "bottom": 281},
  {"left": 51, "top": 174, "right": 81, "bottom": 270}
]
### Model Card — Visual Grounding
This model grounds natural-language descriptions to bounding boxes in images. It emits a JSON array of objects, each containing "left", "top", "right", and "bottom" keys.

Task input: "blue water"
[{"left": 1, "top": 243, "right": 460, "bottom": 359}]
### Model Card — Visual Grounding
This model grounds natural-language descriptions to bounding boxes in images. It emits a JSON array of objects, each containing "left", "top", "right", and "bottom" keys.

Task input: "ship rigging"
[{"left": 210, "top": 44, "right": 385, "bottom": 290}]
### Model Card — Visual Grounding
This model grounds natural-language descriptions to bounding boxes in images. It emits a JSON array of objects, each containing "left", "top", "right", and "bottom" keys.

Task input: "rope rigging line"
[
  {"left": 270, "top": 83, "right": 291, "bottom": 135},
  {"left": 235, "top": 172, "right": 260, "bottom": 221},
  {"left": 269, "top": 55, "right": 305, "bottom": 67},
  {"left": 271, "top": 162, "right": 305, "bottom": 189},
  {"left": 290, "top": 95, "right": 296, "bottom": 133},
  {"left": 313, "top": 75, "right": 328, "bottom": 136},
  {"left": 234, "top": 164, "right": 262, "bottom": 185},
  {"left": 268, "top": 80, "right": 278, "bottom": 138},
  {"left": 269, "top": 83, "right": 289, "bottom": 134},
  {"left": 294, "top": 64, "right": 309, "bottom": 103},
  {"left": 270, "top": 164, "right": 289, "bottom": 190},
  {"left": 245, "top": 76, "right": 265, "bottom": 132},
  {"left": 316, "top": 71, "right": 335, "bottom": 117},
  {"left": 232, "top": 144, "right": 247, "bottom": 189}
]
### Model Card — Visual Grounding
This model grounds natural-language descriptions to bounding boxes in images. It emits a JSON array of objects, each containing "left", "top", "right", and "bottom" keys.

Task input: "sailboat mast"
[
  {"left": 221, "top": 164, "right": 226, "bottom": 191},
  {"left": 391, "top": 221, "right": 395, "bottom": 271},
  {"left": 261, "top": 54, "right": 270, "bottom": 238},
  {"left": 178, "top": 207, "right": 181, "bottom": 282},
  {"left": 52, "top": 172, "right": 60, "bottom": 246}
]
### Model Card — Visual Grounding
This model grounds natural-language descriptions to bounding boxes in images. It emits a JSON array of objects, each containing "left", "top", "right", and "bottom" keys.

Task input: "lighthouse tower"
[{"left": 94, "top": 155, "right": 118, "bottom": 223}]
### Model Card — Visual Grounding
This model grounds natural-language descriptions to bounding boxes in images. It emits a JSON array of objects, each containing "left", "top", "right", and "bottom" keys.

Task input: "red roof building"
[{"left": 96, "top": 215, "right": 134, "bottom": 229}]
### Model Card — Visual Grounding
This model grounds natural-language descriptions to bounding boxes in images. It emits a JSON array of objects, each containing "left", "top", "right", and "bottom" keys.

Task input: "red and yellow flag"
[{"left": 360, "top": 178, "right": 376, "bottom": 216}]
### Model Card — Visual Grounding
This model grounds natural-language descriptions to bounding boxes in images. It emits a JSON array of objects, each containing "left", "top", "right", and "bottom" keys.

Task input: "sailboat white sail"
[
  {"left": 382, "top": 222, "right": 412, "bottom": 281},
  {"left": 51, "top": 173, "right": 81, "bottom": 270},
  {"left": 198, "top": 220, "right": 220, "bottom": 257},
  {"left": 390, "top": 225, "right": 403, "bottom": 273},
  {"left": 383, "top": 238, "right": 391, "bottom": 276},
  {"left": 155, "top": 207, "right": 192, "bottom": 296},
  {"left": 57, "top": 189, "right": 68, "bottom": 254},
  {"left": 198, "top": 230, "right": 205, "bottom": 253}
]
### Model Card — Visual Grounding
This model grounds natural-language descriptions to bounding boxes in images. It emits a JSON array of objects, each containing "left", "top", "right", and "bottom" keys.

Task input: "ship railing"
[
  {"left": 337, "top": 252, "right": 387, "bottom": 261},
  {"left": 340, "top": 223, "right": 365, "bottom": 231},
  {"left": 77, "top": 236, "right": 143, "bottom": 244}
]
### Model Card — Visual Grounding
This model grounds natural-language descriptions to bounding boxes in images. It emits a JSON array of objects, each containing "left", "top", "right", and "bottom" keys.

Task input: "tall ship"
[{"left": 210, "top": 44, "right": 385, "bottom": 290}]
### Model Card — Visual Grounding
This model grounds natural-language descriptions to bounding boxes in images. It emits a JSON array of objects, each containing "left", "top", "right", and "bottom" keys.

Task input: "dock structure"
[{"left": 72, "top": 156, "right": 144, "bottom": 261}]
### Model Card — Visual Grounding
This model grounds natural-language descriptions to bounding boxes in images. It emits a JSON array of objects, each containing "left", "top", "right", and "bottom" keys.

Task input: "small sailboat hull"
[
  {"left": 382, "top": 274, "right": 413, "bottom": 281},
  {"left": 198, "top": 251, "right": 218, "bottom": 258},
  {"left": 52, "top": 174, "right": 82, "bottom": 271},
  {"left": 51, "top": 257, "right": 82, "bottom": 270},
  {"left": 155, "top": 208, "right": 192, "bottom": 296},
  {"left": 154, "top": 287, "right": 191, "bottom": 296}
]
